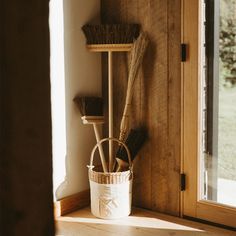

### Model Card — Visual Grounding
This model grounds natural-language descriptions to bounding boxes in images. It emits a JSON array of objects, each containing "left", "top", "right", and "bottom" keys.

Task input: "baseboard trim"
[{"left": 54, "top": 189, "right": 90, "bottom": 217}]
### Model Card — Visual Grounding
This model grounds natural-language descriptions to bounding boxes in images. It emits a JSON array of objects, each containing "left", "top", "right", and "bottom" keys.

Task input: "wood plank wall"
[{"left": 101, "top": 0, "right": 181, "bottom": 216}]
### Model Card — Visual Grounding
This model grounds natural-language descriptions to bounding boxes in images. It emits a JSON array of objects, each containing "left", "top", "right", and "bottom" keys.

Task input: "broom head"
[
  {"left": 73, "top": 96, "right": 103, "bottom": 116},
  {"left": 116, "top": 127, "right": 147, "bottom": 163},
  {"left": 82, "top": 24, "right": 140, "bottom": 45}
]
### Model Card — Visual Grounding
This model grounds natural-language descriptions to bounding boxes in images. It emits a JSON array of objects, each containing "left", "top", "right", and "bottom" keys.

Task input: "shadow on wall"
[{"left": 0, "top": 0, "right": 54, "bottom": 234}]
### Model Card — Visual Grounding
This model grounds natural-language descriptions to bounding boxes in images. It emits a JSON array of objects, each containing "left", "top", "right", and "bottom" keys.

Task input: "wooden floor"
[{"left": 55, "top": 207, "right": 236, "bottom": 236}]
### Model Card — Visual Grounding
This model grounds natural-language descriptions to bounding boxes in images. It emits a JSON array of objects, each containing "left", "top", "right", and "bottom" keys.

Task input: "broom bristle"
[
  {"left": 116, "top": 127, "right": 147, "bottom": 163},
  {"left": 73, "top": 96, "right": 103, "bottom": 116},
  {"left": 82, "top": 24, "right": 140, "bottom": 45},
  {"left": 118, "top": 32, "right": 149, "bottom": 142}
]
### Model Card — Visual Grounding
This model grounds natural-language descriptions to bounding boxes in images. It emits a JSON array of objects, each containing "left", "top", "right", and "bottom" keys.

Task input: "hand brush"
[
  {"left": 82, "top": 24, "right": 140, "bottom": 172},
  {"left": 73, "top": 96, "right": 108, "bottom": 173},
  {"left": 115, "top": 127, "right": 147, "bottom": 172}
]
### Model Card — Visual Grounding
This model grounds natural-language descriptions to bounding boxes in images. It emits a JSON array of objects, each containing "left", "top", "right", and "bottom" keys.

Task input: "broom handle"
[
  {"left": 93, "top": 123, "right": 108, "bottom": 173},
  {"left": 108, "top": 51, "right": 113, "bottom": 172}
]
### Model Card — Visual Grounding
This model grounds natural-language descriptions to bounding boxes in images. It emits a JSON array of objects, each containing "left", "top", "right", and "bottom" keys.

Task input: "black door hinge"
[
  {"left": 181, "top": 43, "right": 187, "bottom": 62},
  {"left": 180, "top": 173, "right": 186, "bottom": 191}
]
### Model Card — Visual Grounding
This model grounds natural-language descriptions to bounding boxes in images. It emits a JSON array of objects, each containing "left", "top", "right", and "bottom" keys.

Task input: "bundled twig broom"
[
  {"left": 113, "top": 32, "right": 149, "bottom": 172},
  {"left": 119, "top": 32, "right": 149, "bottom": 142}
]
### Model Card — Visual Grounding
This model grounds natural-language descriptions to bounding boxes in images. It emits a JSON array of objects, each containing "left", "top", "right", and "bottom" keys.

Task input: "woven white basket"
[{"left": 88, "top": 137, "right": 133, "bottom": 219}]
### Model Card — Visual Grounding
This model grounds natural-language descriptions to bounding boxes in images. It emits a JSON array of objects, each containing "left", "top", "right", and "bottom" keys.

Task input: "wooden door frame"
[
  {"left": 181, "top": 0, "right": 199, "bottom": 219},
  {"left": 181, "top": 0, "right": 236, "bottom": 229}
]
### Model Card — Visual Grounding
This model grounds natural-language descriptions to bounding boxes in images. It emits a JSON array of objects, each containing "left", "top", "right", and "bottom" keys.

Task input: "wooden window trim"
[{"left": 181, "top": 0, "right": 236, "bottom": 228}]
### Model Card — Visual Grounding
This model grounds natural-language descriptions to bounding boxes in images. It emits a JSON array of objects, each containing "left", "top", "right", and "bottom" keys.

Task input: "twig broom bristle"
[{"left": 119, "top": 32, "right": 149, "bottom": 142}]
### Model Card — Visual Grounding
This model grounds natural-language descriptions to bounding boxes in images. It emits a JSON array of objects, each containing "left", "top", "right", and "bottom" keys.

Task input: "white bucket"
[{"left": 88, "top": 138, "right": 133, "bottom": 219}]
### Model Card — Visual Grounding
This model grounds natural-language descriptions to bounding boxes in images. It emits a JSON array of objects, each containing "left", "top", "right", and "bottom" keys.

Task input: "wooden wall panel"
[{"left": 101, "top": 0, "right": 181, "bottom": 216}]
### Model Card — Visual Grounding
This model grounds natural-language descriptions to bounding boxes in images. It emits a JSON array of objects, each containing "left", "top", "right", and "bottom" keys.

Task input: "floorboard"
[{"left": 55, "top": 207, "right": 236, "bottom": 236}]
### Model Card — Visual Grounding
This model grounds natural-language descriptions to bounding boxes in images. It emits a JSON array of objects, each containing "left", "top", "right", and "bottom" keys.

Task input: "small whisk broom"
[
  {"left": 116, "top": 127, "right": 147, "bottom": 172},
  {"left": 74, "top": 96, "right": 108, "bottom": 173}
]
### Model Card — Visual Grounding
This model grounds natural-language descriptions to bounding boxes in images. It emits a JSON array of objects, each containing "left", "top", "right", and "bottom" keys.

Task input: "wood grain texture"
[
  {"left": 87, "top": 44, "right": 132, "bottom": 52},
  {"left": 182, "top": 0, "right": 236, "bottom": 228},
  {"left": 55, "top": 190, "right": 90, "bottom": 217},
  {"left": 167, "top": 0, "right": 182, "bottom": 215},
  {"left": 101, "top": 0, "right": 181, "bottom": 216},
  {"left": 182, "top": 0, "right": 199, "bottom": 218},
  {"left": 56, "top": 207, "right": 235, "bottom": 236}
]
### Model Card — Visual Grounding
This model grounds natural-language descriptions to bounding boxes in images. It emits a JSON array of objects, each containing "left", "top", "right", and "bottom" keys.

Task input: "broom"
[
  {"left": 118, "top": 32, "right": 149, "bottom": 142},
  {"left": 73, "top": 96, "right": 108, "bottom": 173},
  {"left": 82, "top": 24, "right": 140, "bottom": 172},
  {"left": 116, "top": 127, "right": 147, "bottom": 172},
  {"left": 114, "top": 32, "right": 149, "bottom": 172},
  {"left": 82, "top": 24, "right": 140, "bottom": 45}
]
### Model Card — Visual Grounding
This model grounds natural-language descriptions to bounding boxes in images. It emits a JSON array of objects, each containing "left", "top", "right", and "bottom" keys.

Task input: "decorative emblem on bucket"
[{"left": 99, "top": 196, "right": 118, "bottom": 217}]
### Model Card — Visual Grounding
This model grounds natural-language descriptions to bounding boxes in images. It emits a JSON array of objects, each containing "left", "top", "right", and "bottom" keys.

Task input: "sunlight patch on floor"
[{"left": 57, "top": 213, "right": 203, "bottom": 232}]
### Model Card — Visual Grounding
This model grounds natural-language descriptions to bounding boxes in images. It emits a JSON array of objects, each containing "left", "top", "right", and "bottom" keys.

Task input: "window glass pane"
[{"left": 201, "top": 0, "right": 236, "bottom": 208}]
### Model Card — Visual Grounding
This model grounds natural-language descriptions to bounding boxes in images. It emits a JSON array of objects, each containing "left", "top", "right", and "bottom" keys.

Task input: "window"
[
  {"left": 182, "top": 0, "right": 236, "bottom": 228},
  {"left": 201, "top": 0, "right": 236, "bottom": 208}
]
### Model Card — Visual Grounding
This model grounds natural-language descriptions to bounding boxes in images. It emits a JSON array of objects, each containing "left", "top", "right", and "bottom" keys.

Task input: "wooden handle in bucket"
[{"left": 88, "top": 137, "right": 132, "bottom": 172}]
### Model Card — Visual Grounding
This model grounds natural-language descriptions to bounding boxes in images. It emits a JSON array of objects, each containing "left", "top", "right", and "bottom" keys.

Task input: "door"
[{"left": 182, "top": 0, "right": 236, "bottom": 229}]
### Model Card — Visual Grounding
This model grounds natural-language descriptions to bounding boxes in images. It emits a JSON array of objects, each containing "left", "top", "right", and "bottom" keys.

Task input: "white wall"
[
  {"left": 49, "top": 0, "right": 67, "bottom": 200},
  {"left": 55, "top": 0, "right": 101, "bottom": 200}
]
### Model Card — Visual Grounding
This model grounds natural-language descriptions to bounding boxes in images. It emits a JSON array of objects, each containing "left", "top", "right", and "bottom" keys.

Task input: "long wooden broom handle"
[
  {"left": 108, "top": 51, "right": 113, "bottom": 172},
  {"left": 93, "top": 123, "right": 108, "bottom": 173}
]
